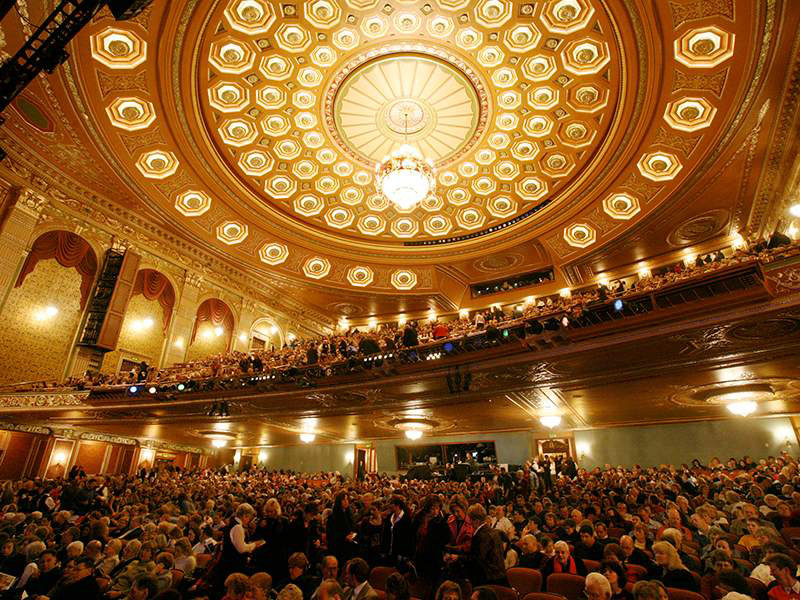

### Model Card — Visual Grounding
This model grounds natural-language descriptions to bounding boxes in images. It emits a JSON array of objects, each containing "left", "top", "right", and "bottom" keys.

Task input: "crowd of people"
[
  {"left": 0, "top": 452, "right": 799, "bottom": 600},
  {"left": 4, "top": 235, "right": 799, "bottom": 395}
]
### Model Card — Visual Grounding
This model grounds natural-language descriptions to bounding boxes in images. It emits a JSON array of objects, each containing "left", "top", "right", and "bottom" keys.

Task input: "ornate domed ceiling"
[
  {"left": 197, "top": 0, "right": 622, "bottom": 244},
  {"left": 0, "top": 0, "right": 796, "bottom": 315}
]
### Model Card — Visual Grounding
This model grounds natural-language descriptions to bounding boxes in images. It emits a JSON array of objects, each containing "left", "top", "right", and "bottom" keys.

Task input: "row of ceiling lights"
[{"left": 207, "top": 399, "right": 758, "bottom": 451}]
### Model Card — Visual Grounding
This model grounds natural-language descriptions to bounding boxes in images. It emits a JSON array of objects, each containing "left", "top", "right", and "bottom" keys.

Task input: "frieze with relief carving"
[
  {"left": 0, "top": 392, "right": 89, "bottom": 409},
  {"left": 0, "top": 422, "right": 52, "bottom": 435},
  {"left": 669, "top": 0, "right": 734, "bottom": 28},
  {"left": 767, "top": 268, "right": 800, "bottom": 294},
  {"left": 80, "top": 431, "right": 137, "bottom": 445}
]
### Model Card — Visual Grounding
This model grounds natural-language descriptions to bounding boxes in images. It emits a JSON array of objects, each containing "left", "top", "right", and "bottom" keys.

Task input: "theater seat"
[
  {"left": 626, "top": 564, "right": 648, "bottom": 583},
  {"left": 608, "top": 528, "right": 625, "bottom": 539},
  {"left": 483, "top": 585, "right": 519, "bottom": 600},
  {"left": 546, "top": 573, "right": 586, "bottom": 600},
  {"left": 780, "top": 527, "right": 800, "bottom": 548},
  {"left": 369, "top": 567, "right": 398, "bottom": 592},
  {"left": 522, "top": 592, "right": 567, "bottom": 600},
  {"left": 583, "top": 560, "right": 601, "bottom": 573},
  {"left": 507, "top": 567, "right": 543, "bottom": 595},
  {"left": 734, "top": 558, "right": 754, "bottom": 572},
  {"left": 746, "top": 577, "right": 768, "bottom": 600},
  {"left": 666, "top": 587, "right": 705, "bottom": 600}
]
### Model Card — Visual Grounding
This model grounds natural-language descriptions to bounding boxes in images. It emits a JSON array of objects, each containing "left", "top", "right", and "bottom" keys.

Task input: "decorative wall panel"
[{"left": 0, "top": 261, "right": 83, "bottom": 384}]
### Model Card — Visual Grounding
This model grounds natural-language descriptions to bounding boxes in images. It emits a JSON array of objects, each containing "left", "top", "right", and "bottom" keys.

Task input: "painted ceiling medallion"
[
  {"left": 303, "top": 257, "right": 331, "bottom": 279},
  {"left": 259, "top": 242, "right": 289, "bottom": 265},
  {"left": 564, "top": 222, "right": 596, "bottom": 248},
  {"left": 175, "top": 190, "right": 212, "bottom": 217},
  {"left": 346, "top": 265, "right": 374, "bottom": 287},
  {"left": 329, "top": 51, "right": 485, "bottom": 166},
  {"left": 91, "top": 27, "right": 147, "bottom": 69},
  {"left": 391, "top": 269, "right": 418, "bottom": 290}
]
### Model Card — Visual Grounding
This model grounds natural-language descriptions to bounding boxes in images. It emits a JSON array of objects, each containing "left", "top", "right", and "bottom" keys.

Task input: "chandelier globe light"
[
  {"left": 540, "top": 415, "right": 562, "bottom": 428},
  {"left": 375, "top": 108, "right": 436, "bottom": 211},
  {"left": 376, "top": 144, "right": 436, "bottom": 210},
  {"left": 405, "top": 428, "right": 424, "bottom": 440},
  {"left": 726, "top": 401, "right": 757, "bottom": 417}
]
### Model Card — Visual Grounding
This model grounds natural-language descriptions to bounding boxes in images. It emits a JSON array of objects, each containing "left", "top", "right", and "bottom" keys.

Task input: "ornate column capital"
[
  {"left": 185, "top": 271, "right": 204, "bottom": 289},
  {"left": 16, "top": 189, "right": 47, "bottom": 218},
  {"left": 111, "top": 237, "right": 133, "bottom": 253}
]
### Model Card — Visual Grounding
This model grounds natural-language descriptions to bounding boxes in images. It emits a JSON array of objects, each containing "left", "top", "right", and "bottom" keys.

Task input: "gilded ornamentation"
[
  {"left": 1, "top": 137, "right": 330, "bottom": 330},
  {"left": 669, "top": 0, "right": 734, "bottom": 29},
  {"left": 619, "top": 172, "right": 661, "bottom": 202},
  {"left": 767, "top": 268, "right": 800, "bottom": 294},
  {"left": 0, "top": 392, "right": 88, "bottom": 409},
  {"left": 0, "top": 422, "right": 52, "bottom": 435},
  {"left": 666, "top": 209, "right": 730, "bottom": 247},
  {"left": 118, "top": 128, "right": 168, "bottom": 154},
  {"left": 748, "top": 9, "right": 800, "bottom": 235},
  {"left": 80, "top": 431, "right": 137, "bottom": 445},
  {"left": 17, "top": 189, "right": 48, "bottom": 217},
  {"left": 669, "top": 377, "right": 798, "bottom": 408},
  {"left": 668, "top": 325, "right": 733, "bottom": 355},
  {"left": 0, "top": 261, "right": 85, "bottom": 385},
  {"left": 672, "top": 69, "right": 728, "bottom": 97},
  {"left": 653, "top": 127, "right": 702, "bottom": 156}
]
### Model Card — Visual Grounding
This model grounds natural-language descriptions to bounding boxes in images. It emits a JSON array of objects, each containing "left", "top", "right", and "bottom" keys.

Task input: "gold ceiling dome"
[
  {"left": 66, "top": 0, "right": 760, "bottom": 297},
  {"left": 197, "top": 0, "right": 622, "bottom": 243}
]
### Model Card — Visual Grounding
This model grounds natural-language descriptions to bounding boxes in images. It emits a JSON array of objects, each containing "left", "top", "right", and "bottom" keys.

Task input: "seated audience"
[
  {"left": 542, "top": 540, "right": 588, "bottom": 578},
  {"left": 0, "top": 451, "right": 795, "bottom": 600},
  {"left": 652, "top": 541, "right": 699, "bottom": 592}
]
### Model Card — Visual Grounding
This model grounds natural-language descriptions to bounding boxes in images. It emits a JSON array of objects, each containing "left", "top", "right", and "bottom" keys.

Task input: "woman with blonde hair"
[{"left": 652, "top": 541, "right": 698, "bottom": 592}]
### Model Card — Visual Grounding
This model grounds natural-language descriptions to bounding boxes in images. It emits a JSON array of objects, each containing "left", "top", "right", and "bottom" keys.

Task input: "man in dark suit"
[
  {"left": 464, "top": 504, "right": 507, "bottom": 586},
  {"left": 343, "top": 558, "right": 378, "bottom": 600},
  {"left": 541, "top": 541, "right": 588, "bottom": 580}
]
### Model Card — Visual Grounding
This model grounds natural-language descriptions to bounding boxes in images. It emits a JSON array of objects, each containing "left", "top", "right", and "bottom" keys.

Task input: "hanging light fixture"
[
  {"left": 726, "top": 401, "right": 757, "bottom": 417},
  {"left": 540, "top": 415, "right": 562, "bottom": 428},
  {"left": 375, "top": 110, "right": 436, "bottom": 211}
]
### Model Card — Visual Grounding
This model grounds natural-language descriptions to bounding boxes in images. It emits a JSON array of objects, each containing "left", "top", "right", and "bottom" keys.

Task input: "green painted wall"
[
  {"left": 573, "top": 417, "right": 797, "bottom": 469},
  {"left": 240, "top": 418, "right": 797, "bottom": 475},
  {"left": 257, "top": 443, "right": 356, "bottom": 475}
]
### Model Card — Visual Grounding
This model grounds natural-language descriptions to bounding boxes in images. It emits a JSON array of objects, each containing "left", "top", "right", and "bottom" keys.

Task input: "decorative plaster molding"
[
  {"left": 0, "top": 151, "right": 332, "bottom": 332},
  {"left": 0, "top": 392, "right": 89, "bottom": 409},
  {"left": 0, "top": 422, "right": 52, "bottom": 435},
  {"left": 80, "top": 431, "right": 137, "bottom": 445}
]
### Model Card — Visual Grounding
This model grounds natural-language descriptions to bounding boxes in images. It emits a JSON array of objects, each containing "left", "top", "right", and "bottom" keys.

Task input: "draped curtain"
[
  {"left": 190, "top": 298, "right": 234, "bottom": 345},
  {"left": 15, "top": 230, "right": 97, "bottom": 308},
  {"left": 132, "top": 269, "right": 175, "bottom": 334}
]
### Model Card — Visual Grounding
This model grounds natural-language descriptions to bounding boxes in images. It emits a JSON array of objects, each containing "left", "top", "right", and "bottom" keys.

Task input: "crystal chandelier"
[{"left": 375, "top": 111, "right": 436, "bottom": 211}]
